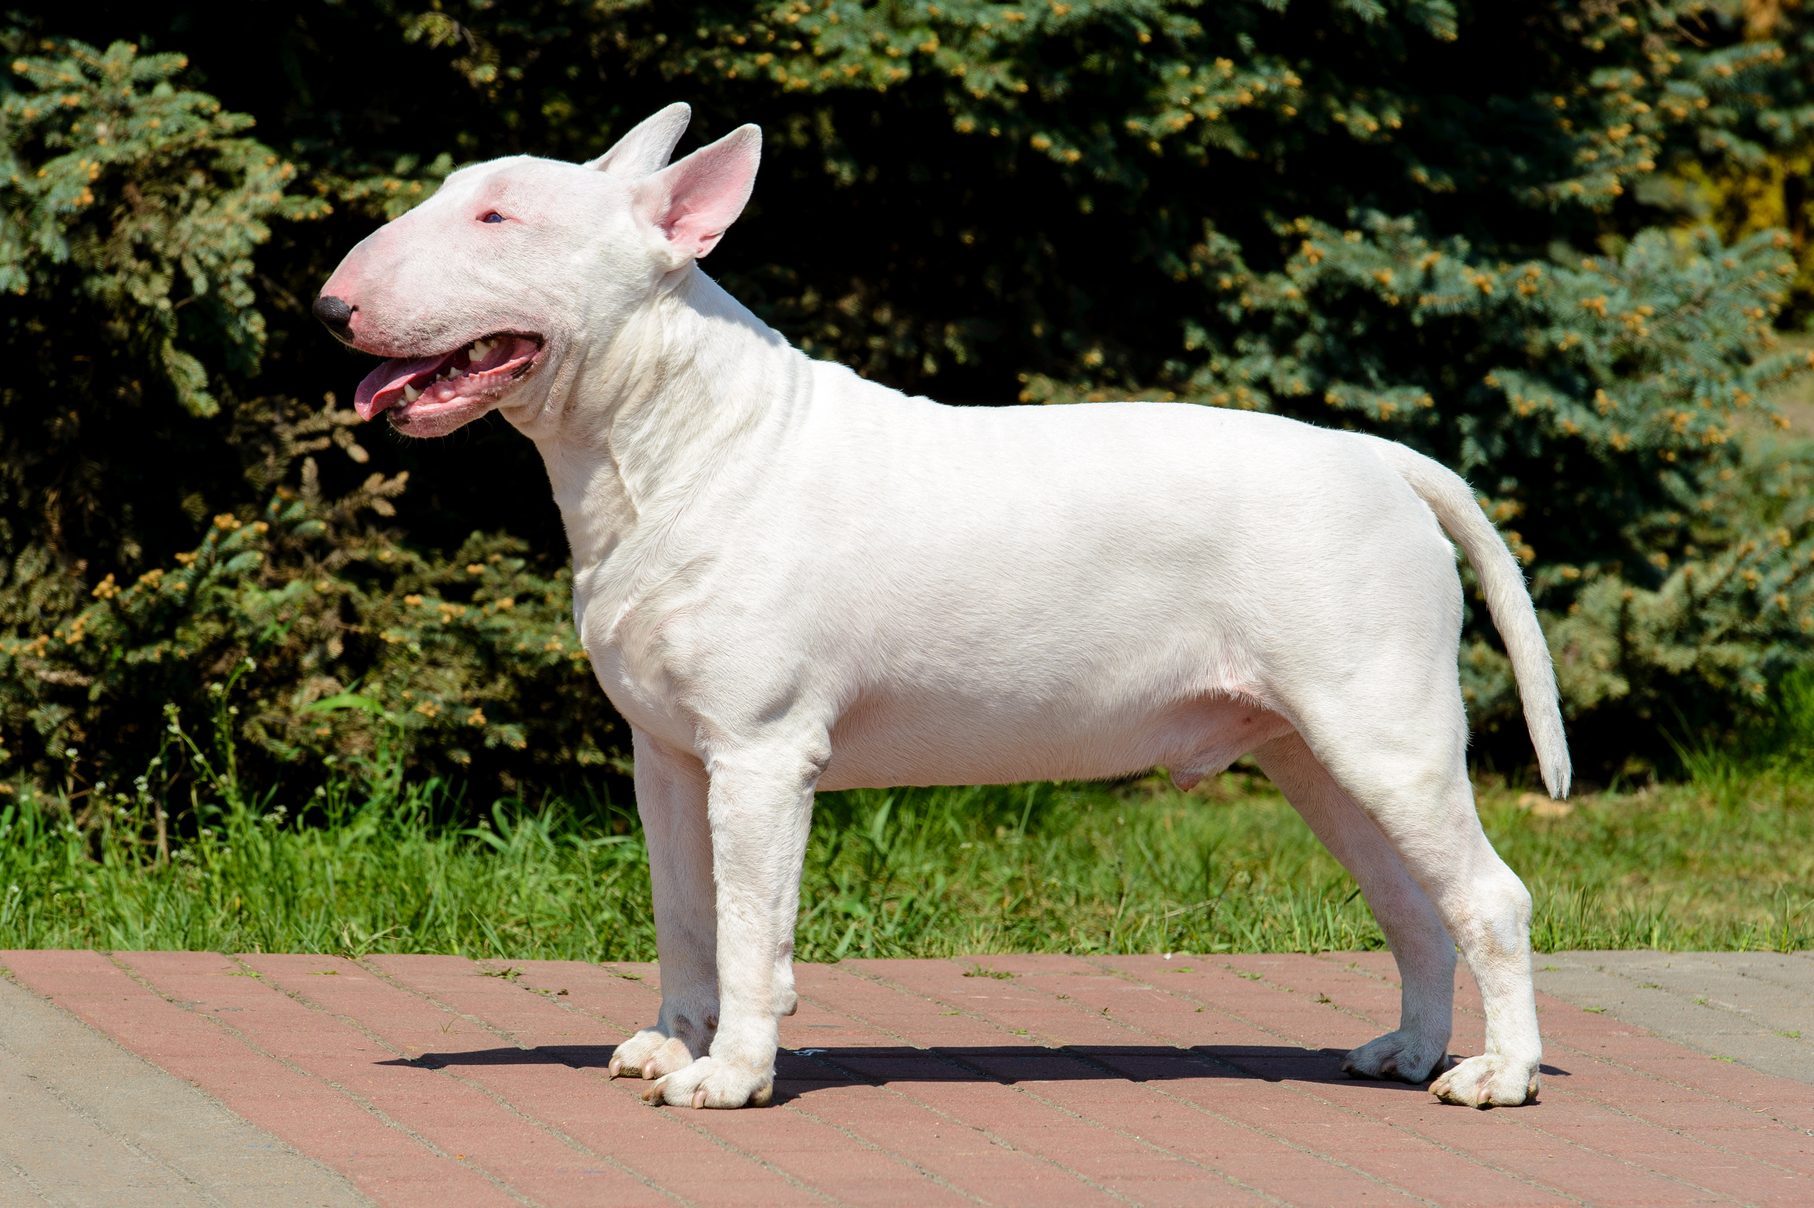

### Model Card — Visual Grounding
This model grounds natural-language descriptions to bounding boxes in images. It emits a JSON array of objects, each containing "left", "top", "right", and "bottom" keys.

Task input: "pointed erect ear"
[
  {"left": 585, "top": 103, "right": 692, "bottom": 178},
  {"left": 630, "top": 124, "right": 761, "bottom": 266}
]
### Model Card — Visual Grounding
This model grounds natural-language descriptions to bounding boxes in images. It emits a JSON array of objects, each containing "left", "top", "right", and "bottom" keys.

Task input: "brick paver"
[{"left": 3, "top": 951, "right": 1810, "bottom": 1206}]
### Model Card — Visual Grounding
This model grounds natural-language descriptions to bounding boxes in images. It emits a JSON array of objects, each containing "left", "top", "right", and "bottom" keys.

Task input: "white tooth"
[
  {"left": 469, "top": 338, "right": 493, "bottom": 360},
  {"left": 402, "top": 383, "right": 421, "bottom": 403}
]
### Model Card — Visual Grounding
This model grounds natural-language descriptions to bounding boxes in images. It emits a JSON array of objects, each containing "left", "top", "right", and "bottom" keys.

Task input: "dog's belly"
[{"left": 816, "top": 690, "right": 1293, "bottom": 792}]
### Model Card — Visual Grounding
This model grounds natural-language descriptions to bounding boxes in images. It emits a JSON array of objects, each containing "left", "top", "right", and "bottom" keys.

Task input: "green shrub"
[
  {"left": 0, "top": 424, "right": 622, "bottom": 801},
  {"left": 0, "top": 38, "right": 617, "bottom": 799},
  {"left": 3, "top": 4, "right": 1813, "bottom": 801},
  {"left": 0, "top": 38, "right": 317, "bottom": 563}
]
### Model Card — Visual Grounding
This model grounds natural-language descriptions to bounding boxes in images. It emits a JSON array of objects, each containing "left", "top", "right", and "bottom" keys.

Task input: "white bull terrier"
[{"left": 318, "top": 104, "right": 1570, "bottom": 1110}]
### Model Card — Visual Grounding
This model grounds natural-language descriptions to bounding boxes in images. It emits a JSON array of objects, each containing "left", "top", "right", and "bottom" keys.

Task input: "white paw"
[
  {"left": 1430, "top": 1054, "right": 1540, "bottom": 1108},
  {"left": 607, "top": 1030, "right": 696, "bottom": 1081},
  {"left": 1342, "top": 1029, "right": 1453, "bottom": 1084},
  {"left": 642, "top": 1055, "right": 774, "bottom": 1109}
]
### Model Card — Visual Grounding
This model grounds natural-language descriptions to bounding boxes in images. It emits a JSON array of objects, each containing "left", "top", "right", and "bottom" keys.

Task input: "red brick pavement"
[{"left": 4, "top": 949, "right": 1809, "bottom": 1206}]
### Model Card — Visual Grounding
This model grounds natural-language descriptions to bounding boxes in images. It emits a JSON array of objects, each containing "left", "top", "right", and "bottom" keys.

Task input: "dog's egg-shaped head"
[{"left": 316, "top": 104, "right": 760, "bottom": 438}]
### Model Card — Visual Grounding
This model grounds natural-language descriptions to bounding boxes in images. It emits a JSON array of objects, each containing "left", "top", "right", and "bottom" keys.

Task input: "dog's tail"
[{"left": 1368, "top": 437, "right": 1572, "bottom": 798}]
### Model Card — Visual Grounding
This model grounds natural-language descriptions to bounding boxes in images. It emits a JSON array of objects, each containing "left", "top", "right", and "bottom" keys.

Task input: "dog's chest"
[
  {"left": 586, "top": 643, "right": 689, "bottom": 746},
  {"left": 570, "top": 572, "right": 702, "bottom": 751}
]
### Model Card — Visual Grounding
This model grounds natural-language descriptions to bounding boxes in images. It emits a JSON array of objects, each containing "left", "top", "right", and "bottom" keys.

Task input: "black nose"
[{"left": 313, "top": 294, "right": 354, "bottom": 334}]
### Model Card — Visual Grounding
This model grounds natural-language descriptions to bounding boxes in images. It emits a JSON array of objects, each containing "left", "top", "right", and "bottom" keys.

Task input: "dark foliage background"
[{"left": 3, "top": 0, "right": 1811, "bottom": 808}]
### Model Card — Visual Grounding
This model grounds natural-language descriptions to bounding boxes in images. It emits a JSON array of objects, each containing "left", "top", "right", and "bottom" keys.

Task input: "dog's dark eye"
[{"left": 479, "top": 210, "right": 506, "bottom": 224}]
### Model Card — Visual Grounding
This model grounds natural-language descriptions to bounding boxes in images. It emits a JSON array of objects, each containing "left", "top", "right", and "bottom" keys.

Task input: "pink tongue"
[
  {"left": 354, "top": 353, "right": 447, "bottom": 420},
  {"left": 351, "top": 336, "right": 540, "bottom": 420}
]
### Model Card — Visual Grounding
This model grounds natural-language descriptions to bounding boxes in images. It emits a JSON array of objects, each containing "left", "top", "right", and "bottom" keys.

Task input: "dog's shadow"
[{"left": 380, "top": 1044, "right": 1570, "bottom": 1105}]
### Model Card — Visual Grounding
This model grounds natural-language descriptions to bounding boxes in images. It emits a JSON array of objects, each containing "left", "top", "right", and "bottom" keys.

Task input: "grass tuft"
[{"left": 3, "top": 691, "right": 1811, "bottom": 957}]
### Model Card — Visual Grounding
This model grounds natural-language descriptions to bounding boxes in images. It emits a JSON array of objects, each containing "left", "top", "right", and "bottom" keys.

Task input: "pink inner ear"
[{"left": 638, "top": 127, "right": 759, "bottom": 261}]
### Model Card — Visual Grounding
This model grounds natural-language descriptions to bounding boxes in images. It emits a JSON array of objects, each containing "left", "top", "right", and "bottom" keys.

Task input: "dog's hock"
[
  {"left": 632, "top": 124, "right": 762, "bottom": 266},
  {"left": 585, "top": 101, "right": 693, "bottom": 179}
]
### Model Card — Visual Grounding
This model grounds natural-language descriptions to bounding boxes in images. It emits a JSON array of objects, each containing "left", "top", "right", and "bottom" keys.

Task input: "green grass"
[{"left": 4, "top": 709, "right": 1811, "bottom": 957}]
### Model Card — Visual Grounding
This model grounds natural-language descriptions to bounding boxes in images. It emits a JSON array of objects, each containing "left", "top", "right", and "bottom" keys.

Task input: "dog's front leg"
[
  {"left": 609, "top": 729, "right": 719, "bottom": 1082},
  {"left": 643, "top": 743, "right": 818, "bottom": 1109}
]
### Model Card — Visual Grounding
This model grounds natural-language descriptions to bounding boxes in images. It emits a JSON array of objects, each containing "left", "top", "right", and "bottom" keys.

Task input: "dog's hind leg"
[
  {"left": 1253, "top": 731, "right": 1456, "bottom": 1085},
  {"left": 1290, "top": 704, "right": 1543, "bottom": 1108},
  {"left": 608, "top": 729, "right": 720, "bottom": 1083}
]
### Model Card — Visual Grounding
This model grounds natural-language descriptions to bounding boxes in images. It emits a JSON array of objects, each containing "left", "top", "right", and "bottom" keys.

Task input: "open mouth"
[{"left": 353, "top": 333, "right": 544, "bottom": 423}]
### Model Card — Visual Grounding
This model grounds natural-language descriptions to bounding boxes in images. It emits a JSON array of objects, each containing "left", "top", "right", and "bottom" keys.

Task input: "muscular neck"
[{"left": 528, "top": 269, "right": 808, "bottom": 582}]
